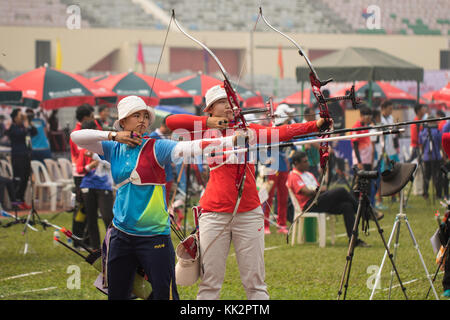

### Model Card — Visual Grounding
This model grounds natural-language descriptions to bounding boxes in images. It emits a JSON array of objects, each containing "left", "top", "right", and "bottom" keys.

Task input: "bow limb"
[
  {"left": 171, "top": 9, "right": 248, "bottom": 201},
  {"left": 171, "top": 10, "right": 246, "bottom": 131},
  {"left": 258, "top": 6, "right": 333, "bottom": 242}
]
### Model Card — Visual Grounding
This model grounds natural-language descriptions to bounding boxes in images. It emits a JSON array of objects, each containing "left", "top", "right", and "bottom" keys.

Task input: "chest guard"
[{"left": 115, "top": 139, "right": 166, "bottom": 188}]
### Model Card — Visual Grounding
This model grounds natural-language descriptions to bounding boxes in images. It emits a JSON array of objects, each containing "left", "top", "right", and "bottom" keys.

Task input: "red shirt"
[
  {"left": 166, "top": 115, "right": 318, "bottom": 213},
  {"left": 286, "top": 168, "right": 318, "bottom": 210},
  {"left": 410, "top": 116, "right": 421, "bottom": 148},
  {"left": 75, "top": 149, "right": 93, "bottom": 175},
  {"left": 351, "top": 120, "right": 373, "bottom": 165},
  {"left": 70, "top": 120, "right": 103, "bottom": 177}
]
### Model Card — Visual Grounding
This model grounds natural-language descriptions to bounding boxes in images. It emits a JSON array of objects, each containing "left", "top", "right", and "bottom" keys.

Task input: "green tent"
[{"left": 295, "top": 47, "right": 424, "bottom": 106}]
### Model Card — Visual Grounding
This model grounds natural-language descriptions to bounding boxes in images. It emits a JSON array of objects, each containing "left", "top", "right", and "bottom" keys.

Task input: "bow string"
[
  {"left": 257, "top": 6, "right": 340, "bottom": 241},
  {"left": 171, "top": 10, "right": 248, "bottom": 205}
]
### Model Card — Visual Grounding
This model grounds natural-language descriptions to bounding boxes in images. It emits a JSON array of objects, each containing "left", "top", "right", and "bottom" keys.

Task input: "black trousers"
[
  {"left": 82, "top": 188, "right": 113, "bottom": 250},
  {"left": 11, "top": 154, "right": 31, "bottom": 202},
  {"left": 306, "top": 187, "right": 358, "bottom": 239},
  {"left": 107, "top": 228, "right": 179, "bottom": 300},
  {"left": 423, "top": 160, "right": 443, "bottom": 199}
]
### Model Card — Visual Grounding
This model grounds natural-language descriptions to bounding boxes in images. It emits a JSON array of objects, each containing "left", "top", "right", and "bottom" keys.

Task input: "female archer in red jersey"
[{"left": 166, "top": 85, "right": 328, "bottom": 300}]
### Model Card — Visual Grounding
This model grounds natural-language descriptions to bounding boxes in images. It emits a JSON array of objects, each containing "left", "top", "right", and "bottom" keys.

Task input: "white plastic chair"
[
  {"left": 44, "top": 158, "right": 73, "bottom": 185},
  {"left": 57, "top": 158, "right": 73, "bottom": 180},
  {"left": 288, "top": 188, "right": 335, "bottom": 248},
  {"left": 30, "top": 160, "right": 63, "bottom": 211},
  {"left": 0, "top": 159, "right": 13, "bottom": 179},
  {"left": 44, "top": 158, "right": 74, "bottom": 209}
]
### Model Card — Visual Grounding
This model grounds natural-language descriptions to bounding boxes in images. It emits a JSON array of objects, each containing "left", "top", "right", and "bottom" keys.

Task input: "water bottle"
[
  {"left": 53, "top": 230, "right": 60, "bottom": 247},
  {"left": 67, "top": 237, "right": 73, "bottom": 246}
]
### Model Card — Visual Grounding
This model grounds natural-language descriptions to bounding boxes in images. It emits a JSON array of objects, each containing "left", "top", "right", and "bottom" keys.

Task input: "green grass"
[{"left": 0, "top": 191, "right": 447, "bottom": 300}]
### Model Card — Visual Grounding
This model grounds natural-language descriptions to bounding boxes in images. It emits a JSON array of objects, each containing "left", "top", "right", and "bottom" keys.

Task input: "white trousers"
[{"left": 196, "top": 207, "right": 269, "bottom": 300}]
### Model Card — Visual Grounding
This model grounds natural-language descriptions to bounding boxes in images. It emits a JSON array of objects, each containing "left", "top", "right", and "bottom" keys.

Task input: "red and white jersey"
[
  {"left": 166, "top": 115, "right": 318, "bottom": 213},
  {"left": 286, "top": 168, "right": 318, "bottom": 210}
]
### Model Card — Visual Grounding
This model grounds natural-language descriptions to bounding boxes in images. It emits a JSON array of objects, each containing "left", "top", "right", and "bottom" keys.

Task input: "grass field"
[{"left": 0, "top": 190, "right": 447, "bottom": 301}]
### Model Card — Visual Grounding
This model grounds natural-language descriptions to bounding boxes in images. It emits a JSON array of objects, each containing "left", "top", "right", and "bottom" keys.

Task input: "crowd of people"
[{"left": 0, "top": 85, "right": 449, "bottom": 300}]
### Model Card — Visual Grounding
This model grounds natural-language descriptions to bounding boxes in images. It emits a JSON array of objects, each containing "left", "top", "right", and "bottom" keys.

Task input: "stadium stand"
[
  {"left": 58, "top": 0, "right": 161, "bottom": 29},
  {"left": 321, "top": 0, "right": 450, "bottom": 35},
  {"left": 0, "top": 0, "right": 448, "bottom": 35},
  {"left": 155, "top": 0, "right": 353, "bottom": 33},
  {"left": 0, "top": 0, "right": 90, "bottom": 28}
]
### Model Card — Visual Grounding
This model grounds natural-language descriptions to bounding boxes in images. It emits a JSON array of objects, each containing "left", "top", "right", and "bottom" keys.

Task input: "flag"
[
  {"left": 55, "top": 39, "right": 62, "bottom": 70},
  {"left": 278, "top": 45, "right": 284, "bottom": 79},
  {"left": 274, "top": 45, "right": 284, "bottom": 96},
  {"left": 136, "top": 41, "right": 145, "bottom": 73}
]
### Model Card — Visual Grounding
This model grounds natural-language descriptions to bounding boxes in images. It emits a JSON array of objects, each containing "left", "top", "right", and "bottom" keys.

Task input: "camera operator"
[
  {"left": 6, "top": 109, "right": 37, "bottom": 210},
  {"left": 287, "top": 151, "right": 378, "bottom": 248},
  {"left": 408, "top": 104, "right": 428, "bottom": 162},
  {"left": 420, "top": 119, "right": 443, "bottom": 200}
]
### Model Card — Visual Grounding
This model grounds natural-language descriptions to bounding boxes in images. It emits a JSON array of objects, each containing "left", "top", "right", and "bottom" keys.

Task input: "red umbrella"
[
  {"left": 170, "top": 73, "right": 244, "bottom": 107},
  {"left": 432, "top": 82, "right": 450, "bottom": 102},
  {"left": 9, "top": 66, "right": 113, "bottom": 109},
  {"left": 279, "top": 89, "right": 312, "bottom": 106},
  {"left": 422, "top": 90, "right": 435, "bottom": 101},
  {"left": 0, "top": 78, "right": 22, "bottom": 103},
  {"left": 97, "top": 72, "right": 193, "bottom": 106},
  {"left": 68, "top": 73, "right": 117, "bottom": 105},
  {"left": 90, "top": 74, "right": 110, "bottom": 82}
]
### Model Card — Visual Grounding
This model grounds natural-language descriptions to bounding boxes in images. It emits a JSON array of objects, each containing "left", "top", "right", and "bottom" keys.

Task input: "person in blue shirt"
[
  {"left": 71, "top": 95, "right": 242, "bottom": 300},
  {"left": 419, "top": 120, "right": 443, "bottom": 200},
  {"left": 77, "top": 119, "right": 114, "bottom": 251},
  {"left": 149, "top": 116, "right": 175, "bottom": 204},
  {"left": 25, "top": 108, "right": 52, "bottom": 163}
]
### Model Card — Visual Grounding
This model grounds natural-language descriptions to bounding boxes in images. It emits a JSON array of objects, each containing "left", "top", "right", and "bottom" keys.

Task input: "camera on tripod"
[
  {"left": 355, "top": 169, "right": 378, "bottom": 180},
  {"left": 423, "top": 121, "right": 438, "bottom": 129}
]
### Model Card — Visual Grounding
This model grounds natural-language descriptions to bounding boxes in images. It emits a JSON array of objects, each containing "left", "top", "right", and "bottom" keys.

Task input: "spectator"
[
  {"left": 262, "top": 104, "right": 296, "bottom": 234},
  {"left": 409, "top": 103, "right": 428, "bottom": 162},
  {"left": 96, "top": 105, "right": 114, "bottom": 131},
  {"left": 420, "top": 119, "right": 443, "bottom": 200},
  {"left": 370, "top": 109, "right": 384, "bottom": 209},
  {"left": 380, "top": 100, "right": 399, "bottom": 172},
  {"left": 25, "top": 108, "right": 52, "bottom": 163},
  {"left": 351, "top": 105, "right": 374, "bottom": 171},
  {"left": 323, "top": 89, "right": 345, "bottom": 130},
  {"left": 149, "top": 116, "right": 175, "bottom": 204},
  {"left": 70, "top": 104, "right": 99, "bottom": 248},
  {"left": 47, "top": 109, "right": 66, "bottom": 152},
  {"left": 77, "top": 119, "right": 114, "bottom": 250},
  {"left": 437, "top": 110, "right": 447, "bottom": 132},
  {"left": 352, "top": 105, "right": 376, "bottom": 206},
  {"left": 48, "top": 109, "right": 59, "bottom": 132},
  {"left": 5, "top": 109, "right": 37, "bottom": 210},
  {"left": 287, "top": 151, "right": 372, "bottom": 247},
  {"left": 301, "top": 107, "right": 320, "bottom": 178}
]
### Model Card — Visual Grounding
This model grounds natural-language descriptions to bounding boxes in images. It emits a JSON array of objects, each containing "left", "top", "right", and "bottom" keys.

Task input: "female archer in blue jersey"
[{"left": 71, "top": 95, "right": 241, "bottom": 300}]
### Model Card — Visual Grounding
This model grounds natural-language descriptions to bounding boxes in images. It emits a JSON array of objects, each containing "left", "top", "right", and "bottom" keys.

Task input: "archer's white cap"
[
  {"left": 113, "top": 95, "right": 155, "bottom": 131},
  {"left": 204, "top": 85, "right": 227, "bottom": 113}
]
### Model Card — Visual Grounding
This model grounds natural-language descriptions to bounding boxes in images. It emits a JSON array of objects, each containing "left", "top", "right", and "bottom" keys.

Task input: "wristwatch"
[{"left": 110, "top": 131, "right": 117, "bottom": 141}]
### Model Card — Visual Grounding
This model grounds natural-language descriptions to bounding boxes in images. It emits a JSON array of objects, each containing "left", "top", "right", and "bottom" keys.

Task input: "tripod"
[
  {"left": 21, "top": 174, "right": 45, "bottom": 254},
  {"left": 369, "top": 190, "right": 439, "bottom": 300},
  {"left": 337, "top": 171, "right": 408, "bottom": 300},
  {"left": 404, "top": 148, "right": 425, "bottom": 209}
]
